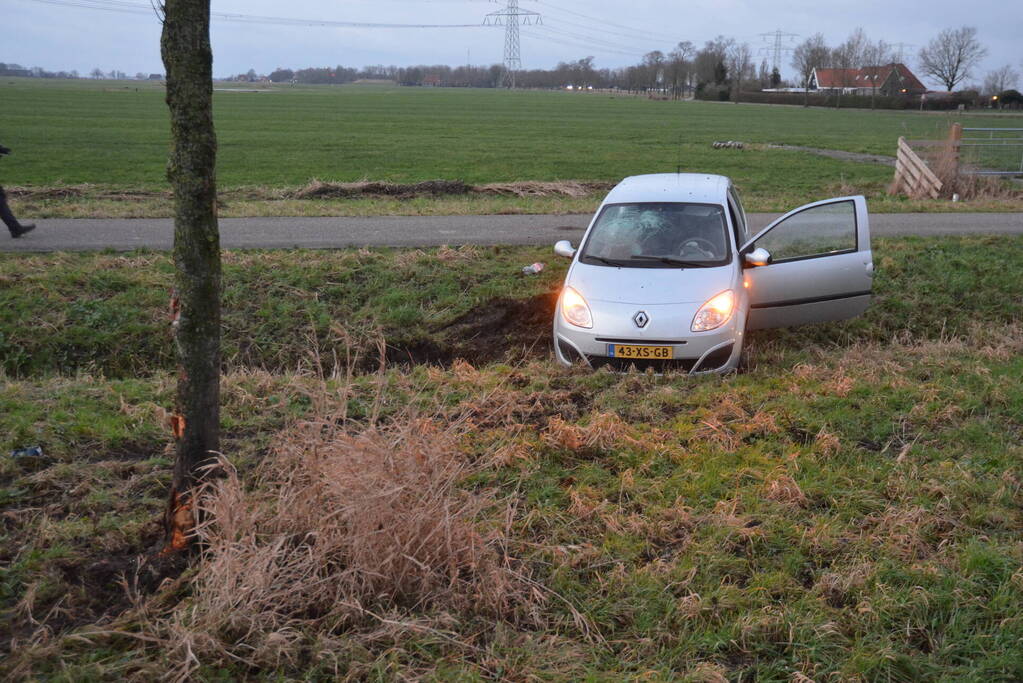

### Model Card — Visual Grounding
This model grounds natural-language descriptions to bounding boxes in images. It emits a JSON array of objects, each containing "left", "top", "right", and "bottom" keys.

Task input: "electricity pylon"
[
  {"left": 758, "top": 29, "right": 798, "bottom": 73},
  {"left": 483, "top": 0, "right": 541, "bottom": 88}
]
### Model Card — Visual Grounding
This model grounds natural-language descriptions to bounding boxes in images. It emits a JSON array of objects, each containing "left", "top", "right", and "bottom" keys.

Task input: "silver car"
[{"left": 552, "top": 173, "right": 873, "bottom": 372}]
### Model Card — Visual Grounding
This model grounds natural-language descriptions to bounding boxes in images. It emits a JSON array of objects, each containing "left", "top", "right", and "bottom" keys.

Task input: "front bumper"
[{"left": 553, "top": 302, "right": 744, "bottom": 373}]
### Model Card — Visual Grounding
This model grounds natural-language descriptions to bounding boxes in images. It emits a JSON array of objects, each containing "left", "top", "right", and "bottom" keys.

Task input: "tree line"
[{"left": 240, "top": 25, "right": 1016, "bottom": 104}]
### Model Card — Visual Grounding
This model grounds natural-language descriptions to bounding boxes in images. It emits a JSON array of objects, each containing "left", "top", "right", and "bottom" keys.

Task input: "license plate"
[{"left": 607, "top": 344, "right": 674, "bottom": 360}]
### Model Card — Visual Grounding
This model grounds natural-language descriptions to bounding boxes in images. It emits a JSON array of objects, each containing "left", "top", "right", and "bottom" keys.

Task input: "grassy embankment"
[
  {"left": 2, "top": 236, "right": 1023, "bottom": 679},
  {"left": 2, "top": 79, "right": 1021, "bottom": 218}
]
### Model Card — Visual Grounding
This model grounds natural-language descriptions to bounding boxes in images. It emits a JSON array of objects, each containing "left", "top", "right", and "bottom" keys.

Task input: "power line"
[
  {"left": 757, "top": 29, "right": 799, "bottom": 72},
  {"left": 530, "top": 24, "right": 649, "bottom": 55},
  {"left": 539, "top": 12, "right": 674, "bottom": 46},
  {"left": 20, "top": 0, "right": 482, "bottom": 28},
  {"left": 892, "top": 42, "right": 915, "bottom": 63},
  {"left": 483, "top": 0, "right": 541, "bottom": 87},
  {"left": 520, "top": 28, "right": 642, "bottom": 58},
  {"left": 534, "top": 0, "right": 677, "bottom": 43}
]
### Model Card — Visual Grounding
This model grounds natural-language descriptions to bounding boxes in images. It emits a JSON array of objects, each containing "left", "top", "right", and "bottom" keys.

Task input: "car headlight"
[
  {"left": 561, "top": 287, "right": 593, "bottom": 328},
  {"left": 691, "top": 290, "right": 734, "bottom": 332}
]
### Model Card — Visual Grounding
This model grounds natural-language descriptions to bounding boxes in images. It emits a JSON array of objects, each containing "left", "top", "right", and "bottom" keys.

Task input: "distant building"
[
  {"left": 147, "top": 73, "right": 163, "bottom": 80},
  {"left": 0, "top": 66, "right": 31, "bottom": 77},
  {"left": 809, "top": 63, "right": 926, "bottom": 96}
]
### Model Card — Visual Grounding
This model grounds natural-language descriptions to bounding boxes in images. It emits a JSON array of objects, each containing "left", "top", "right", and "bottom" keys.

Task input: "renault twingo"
[{"left": 552, "top": 173, "right": 873, "bottom": 372}]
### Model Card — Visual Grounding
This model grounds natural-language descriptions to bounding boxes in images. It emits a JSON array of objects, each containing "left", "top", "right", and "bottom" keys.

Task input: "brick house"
[{"left": 809, "top": 63, "right": 927, "bottom": 95}]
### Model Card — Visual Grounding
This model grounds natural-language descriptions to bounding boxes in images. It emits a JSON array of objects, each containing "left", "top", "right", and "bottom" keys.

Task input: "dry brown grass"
[
  {"left": 894, "top": 140, "right": 1022, "bottom": 201},
  {"left": 281, "top": 178, "right": 610, "bottom": 200},
  {"left": 931, "top": 142, "right": 1021, "bottom": 201},
  {"left": 542, "top": 412, "right": 633, "bottom": 452},
  {"left": 474, "top": 180, "right": 612, "bottom": 198},
  {"left": 289, "top": 178, "right": 471, "bottom": 199},
  {"left": 763, "top": 472, "right": 808, "bottom": 508},
  {"left": 152, "top": 414, "right": 530, "bottom": 675}
]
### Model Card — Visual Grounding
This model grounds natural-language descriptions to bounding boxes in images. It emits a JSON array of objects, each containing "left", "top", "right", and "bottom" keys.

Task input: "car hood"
[{"left": 567, "top": 262, "right": 735, "bottom": 305}]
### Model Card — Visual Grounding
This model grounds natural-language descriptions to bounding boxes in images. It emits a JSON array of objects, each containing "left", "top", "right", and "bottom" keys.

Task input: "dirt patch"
[
  {"left": 474, "top": 181, "right": 613, "bottom": 197},
  {"left": 7, "top": 185, "right": 171, "bottom": 200},
  {"left": 766, "top": 144, "right": 895, "bottom": 166},
  {"left": 1, "top": 518, "right": 182, "bottom": 655},
  {"left": 386, "top": 291, "right": 558, "bottom": 367},
  {"left": 290, "top": 179, "right": 610, "bottom": 200},
  {"left": 290, "top": 179, "right": 472, "bottom": 199},
  {"left": 9, "top": 179, "right": 612, "bottom": 203}
]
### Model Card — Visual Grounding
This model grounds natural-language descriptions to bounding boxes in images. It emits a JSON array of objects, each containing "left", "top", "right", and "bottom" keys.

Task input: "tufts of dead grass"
[
  {"left": 473, "top": 180, "right": 612, "bottom": 198},
  {"left": 436, "top": 244, "right": 481, "bottom": 262},
  {"left": 894, "top": 141, "right": 1021, "bottom": 201},
  {"left": 763, "top": 472, "right": 808, "bottom": 508},
  {"left": 156, "top": 415, "right": 530, "bottom": 674},
  {"left": 863, "top": 505, "right": 958, "bottom": 561},
  {"left": 542, "top": 412, "right": 633, "bottom": 452},
  {"left": 930, "top": 143, "right": 1021, "bottom": 201},
  {"left": 290, "top": 178, "right": 471, "bottom": 199}
]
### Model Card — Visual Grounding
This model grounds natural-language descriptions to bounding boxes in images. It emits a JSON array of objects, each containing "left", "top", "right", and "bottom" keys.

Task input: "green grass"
[
  {"left": 3, "top": 78, "right": 1021, "bottom": 214},
  {"left": 2, "top": 237, "right": 1023, "bottom": 679},
  {"left": 3, "top": 236, "right": 1022, "bottom": 378}
]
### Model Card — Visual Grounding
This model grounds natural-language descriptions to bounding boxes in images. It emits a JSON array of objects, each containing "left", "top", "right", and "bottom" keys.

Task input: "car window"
[
  {"left": 579, "top": 202, "right": 731, "bottom": 268},
  {"left": 726, "top": 198, "right": 742, "bottom": 246},
  {"left": 753, "top": 200, "right": 857, "bottom": 262},
  {"left": 727, "top": 189, "right": 748, "bottom": 243}
]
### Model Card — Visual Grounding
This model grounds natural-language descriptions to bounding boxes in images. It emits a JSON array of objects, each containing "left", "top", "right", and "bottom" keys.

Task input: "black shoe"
[{"left": 11, "top": 223, "right": 35, "bottom": 238}]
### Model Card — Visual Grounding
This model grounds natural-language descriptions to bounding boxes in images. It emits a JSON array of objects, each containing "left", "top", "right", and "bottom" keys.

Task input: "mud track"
[{"left": 386, "top": 291, "right": 559, "bottom": 368}]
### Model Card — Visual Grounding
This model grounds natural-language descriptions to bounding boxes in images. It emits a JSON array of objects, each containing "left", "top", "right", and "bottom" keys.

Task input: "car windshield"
[{"left": 579, "top": 202, "right": 731, "bottom": 268}]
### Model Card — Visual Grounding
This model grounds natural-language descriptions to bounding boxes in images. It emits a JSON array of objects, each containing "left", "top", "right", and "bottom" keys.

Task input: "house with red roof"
[{"left": 809, "top": 63, "right": 927, "bottom": 95}]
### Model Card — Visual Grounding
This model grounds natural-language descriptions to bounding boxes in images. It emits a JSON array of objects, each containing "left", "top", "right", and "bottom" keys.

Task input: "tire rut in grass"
[{"left": 386, "top": 291, "right": 558, "bottom": 368}]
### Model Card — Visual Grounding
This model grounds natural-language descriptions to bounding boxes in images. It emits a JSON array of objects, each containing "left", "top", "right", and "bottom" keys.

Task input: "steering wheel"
[{"left": 679, "top": 238, "right": 719, "bottom": 258}]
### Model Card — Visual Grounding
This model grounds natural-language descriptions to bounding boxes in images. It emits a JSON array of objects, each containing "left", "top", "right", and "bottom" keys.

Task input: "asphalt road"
[{"left": 2, "top": 213, "right": 1021, "bottom": 252}]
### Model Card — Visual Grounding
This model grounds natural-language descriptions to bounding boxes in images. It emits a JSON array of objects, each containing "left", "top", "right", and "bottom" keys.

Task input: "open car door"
[{"left": 741, "top": 196, "right": 873, "bottom": 331}]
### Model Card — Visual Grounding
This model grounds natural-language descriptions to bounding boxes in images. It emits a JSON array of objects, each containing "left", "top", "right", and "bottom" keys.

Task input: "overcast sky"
[{"left": 7, "top": 0, "right": 1022, "bottom": 87}]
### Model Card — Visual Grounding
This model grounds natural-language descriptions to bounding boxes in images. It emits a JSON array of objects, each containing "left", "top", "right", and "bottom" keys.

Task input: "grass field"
[
  {"left": 2, "top": 78, "right": 1021, "bottom": 215},
  {"left": 3, "top": 237, "right": 1023, "bottom": 679}
]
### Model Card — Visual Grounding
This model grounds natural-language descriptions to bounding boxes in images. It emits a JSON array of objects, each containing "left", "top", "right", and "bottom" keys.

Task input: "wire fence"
[{"left": 958, "top": 128, "right": 1023, "bottom": 176}]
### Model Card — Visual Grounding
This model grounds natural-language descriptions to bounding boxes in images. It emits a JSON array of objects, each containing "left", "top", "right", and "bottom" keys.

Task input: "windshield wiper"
[
  {"left": 582, "top": 255, "right": 630, "bottom": 266},
  {"left": 632, "top": 255, "right": 716, "bottom": 268}
]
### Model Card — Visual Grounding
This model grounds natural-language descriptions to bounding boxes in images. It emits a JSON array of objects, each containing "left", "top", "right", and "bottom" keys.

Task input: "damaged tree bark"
[{"left": 160, "top": 0, "right": 220, "bottom": 551}]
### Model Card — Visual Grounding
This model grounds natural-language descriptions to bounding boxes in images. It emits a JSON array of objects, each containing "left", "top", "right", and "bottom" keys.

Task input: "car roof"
[{"left": 601, "top": 173, "right": 731, "bottom": 206}]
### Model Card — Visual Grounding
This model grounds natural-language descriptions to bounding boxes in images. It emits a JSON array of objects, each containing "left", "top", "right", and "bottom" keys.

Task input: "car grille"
[{"left": 586, "top": 355, "right": 698, "bottom": 373}]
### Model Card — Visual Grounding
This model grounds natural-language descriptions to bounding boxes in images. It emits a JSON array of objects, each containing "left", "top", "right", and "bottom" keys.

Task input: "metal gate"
[{"left": 956, "top": 127, "right": 1023, "bottom": 176}]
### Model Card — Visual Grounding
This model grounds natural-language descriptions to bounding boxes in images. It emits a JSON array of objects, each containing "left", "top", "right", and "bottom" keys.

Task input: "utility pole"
[
  {"left": 483, "top": 0, "right": 540, "bottom": 88},
  {"left": 758, "top": 29, "right": 799, "bottom": 73}
]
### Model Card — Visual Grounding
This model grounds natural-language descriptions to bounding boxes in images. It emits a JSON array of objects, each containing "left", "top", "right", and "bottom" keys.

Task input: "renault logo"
[{"left": 633, "top": 311, "right": 649, "bottom": 328}]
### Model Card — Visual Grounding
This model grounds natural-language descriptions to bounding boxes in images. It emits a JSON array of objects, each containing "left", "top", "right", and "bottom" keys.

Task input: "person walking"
[{"left": 0, "top": 144, "right": 36, "bottom": 238}]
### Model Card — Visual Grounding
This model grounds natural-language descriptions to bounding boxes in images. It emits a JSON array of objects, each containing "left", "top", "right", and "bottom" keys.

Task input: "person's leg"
[{"left": 0, "top": 186, "right": 34, "bottom": 237}]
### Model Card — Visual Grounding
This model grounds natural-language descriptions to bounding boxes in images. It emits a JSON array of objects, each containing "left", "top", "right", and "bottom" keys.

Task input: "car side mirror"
[
  {"left": 744, "top": 247, "right": 772, "bottom": 267},
  {"left": 554, "top": 240, "right": 576, "bottom": 259}
]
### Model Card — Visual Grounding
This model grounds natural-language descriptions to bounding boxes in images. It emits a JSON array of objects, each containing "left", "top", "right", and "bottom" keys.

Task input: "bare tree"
[
  {"left": 862, "top": 39, "right": 895, "bottom": 109},
  {"left": 983, "top": 64, "right": 1019, "bottom": 97},
  {"left": 667, "top": 41, "right": 694, "bottom": 99},
  {"left": 791, "top": 33, "right": 829, "bottom": 107},
  {"left": 694, "top": 36, "right": 733, "bottom": 92},
  {"left": 642, "top": 50, "right": 665, "bottom": 92},
  {"left": 757, "top": 59, "right": 770, "bottom": 90},
  {"left": 831, "top": 28, "right": 868, "bottom": 109},
  {"left": 727, "top": 42, "right": 753, "bottom": 102},
  {"left": 159, "top": 0, "right": 221, "bottom": 552},
  {"left": 918, "top": 26, "right": 987, "bottom": 91}
]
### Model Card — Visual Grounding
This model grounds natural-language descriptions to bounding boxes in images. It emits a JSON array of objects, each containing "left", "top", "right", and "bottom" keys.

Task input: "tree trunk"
[{"left": 160, "top": 0, "right": 220, "bottom": 552}]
